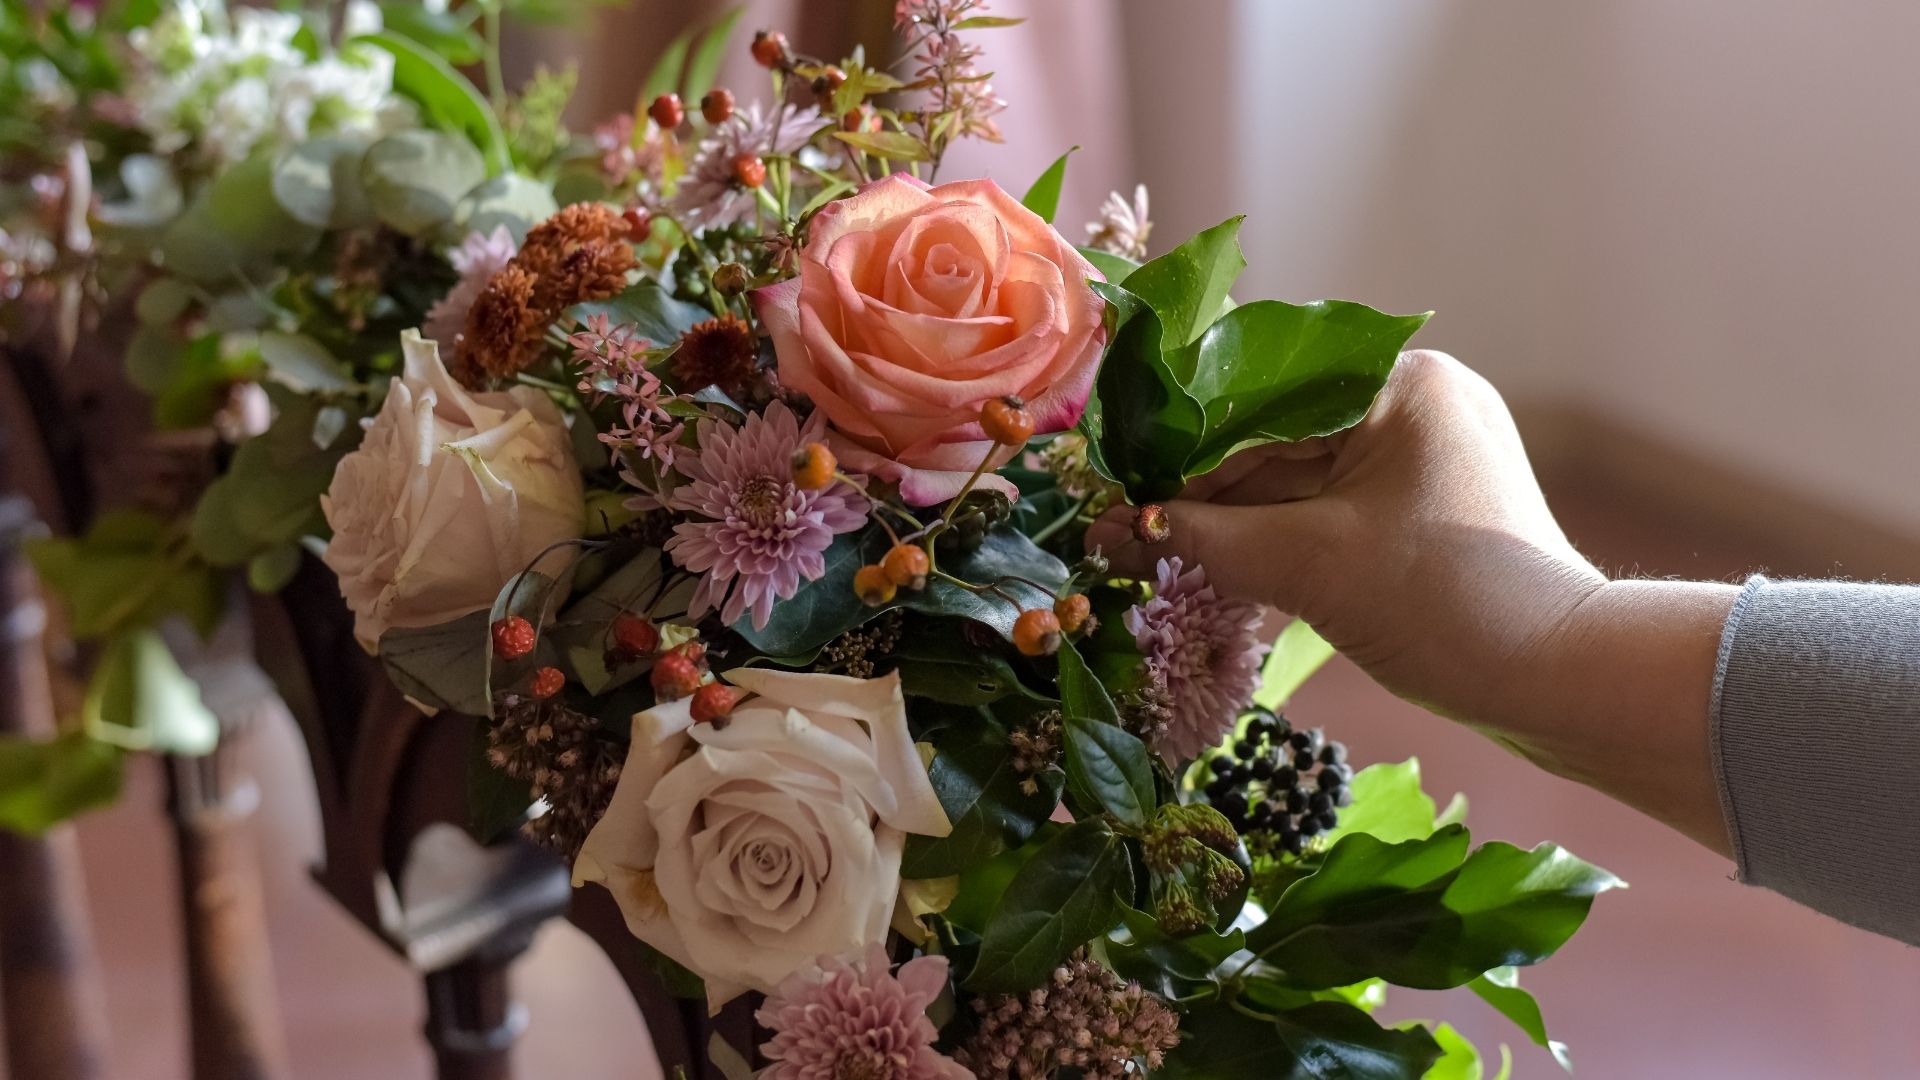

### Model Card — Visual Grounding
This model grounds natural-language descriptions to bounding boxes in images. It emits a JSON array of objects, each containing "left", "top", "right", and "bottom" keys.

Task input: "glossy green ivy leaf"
[
  {"left": 731, "top": 527, "right": 878, "bottom": 658},
  {"left": 1179, "top": 298, "right": 1430, "bottom": 478},
  {"left": 570, "top": 282, "right": 712, "bottom": 351},
  {"left": 0, "top": 733, "right": 123, "bottom": 836},
  {"left": 1420, "top": 1022, "right": 1506, "bottom": 1080},
  {"left": 1079, "top": 281, "right": 1207, "bottom": 503},
  {"left": 902, "top": 737, "right": 1064, "bottom": 879},
  {"left": 1250, "top": 826, "right": 1624, "bottom": 990},
  {"left": 1164, "top": 1000, "right": 1442, "bottom": 1080},
  {"left": 1106, "top": 902, "right": 1243, "bottom": 1000},
  {"left": 1321, "top": 758, "right": 1439, "bottom": 847},
  {"left": 1123, "top": 216, "right": 1246, "bottom": 351},
  {"left": 967, "top": 817, "right": 1133, "bottom": 992},
  {"left": 893, "top": 632, "right": 1036, "bottom": 705},
  {"left": 358, "top": 30, "right": 508, "bottom": 174},
  {"left": 1057, "top": 640, "right": 1152, "bottom": 825},
  {"left": 1020, "top": 147, "right": 1076, "bottom": 223},
  {"left": 1078, "top": 245, "right": 1140, "bottom": 286},
  {"left": 1253, "top": 618, "right": 1336, "bottom": 710},
  {"left": 900, "top": 527, "right": 1069, "bottom": 638},
  {"left": 1469, "top": 966, "right": 1573, "bottom": 1072}
]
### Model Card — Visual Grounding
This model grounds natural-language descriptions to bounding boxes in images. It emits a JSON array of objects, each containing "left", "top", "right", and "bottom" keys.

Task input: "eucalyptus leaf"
[
  {"left": 358, "top": 30, "right": 509, "bottom": 174},
  {"left": 379, "top": 609, "right": 493, "bottom": 716},
  {"left": 259, "top": 330, "right": 353, "bottom": 392},
  {"left": 967, "top": 817, "right": 1133, "bottom": 992},
  {"left": 457, "top": 171, "right": 559, "bottom": 241},
  {"left": 360, "top": 129, "right": 487, "bottom": 236},
  {"left": 1020, "top": 146, "right": 1075, "bottom": 223},
  {"left": 271, "top": 136, "right": 375, "bottom": 229}
]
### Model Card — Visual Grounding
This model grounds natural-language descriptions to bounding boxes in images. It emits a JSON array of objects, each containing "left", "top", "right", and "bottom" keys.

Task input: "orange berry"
[
  {"left": 750, "top": 30, "right": 788, "bottom": 68},
  {"left": 702, "top": 88, "right": 736, "bottom": 124},
  {"left": 689, "top": 682, "right": 740, "bottom": 725},
  {"left": 648, "top": 93, "right": 684, "bottom": 130},
  {"left": 611, "top": 614, "right": 660, "bottom": 658},
  {"left": 790, "top": 442, "right": 836, "bottom": 490},
  {"left": 881, "top": 544, "right": 930, "bottom": 590},
  {"left": 853, "top": 564, "right": 897, "bottom": 606},
  {"left": 841, "top": 106, "right": 879, "bottom": 133},
  {"left": 731, "top": 152, "right": 767, "bottom": 188},
  {"left": 980, "top": 395, "right": 1035, "bottom": 446},
  {"left": 811, "top": 67, "right": 846, "bottom": 105},
  {"left": 1013, "top": 608, "right": 1062, "bottom": 657},
  {"left": 651, "top": 652, "right": 702, "bottom": 700},
  {"left": 1053, "top": 593, "right": 1091, "bottom": 634},
  {"left": 1133, "top": 503, "right": 1171, "bottom": 545},
  {"left": 529, "top": 666, "right": 566, "bottom": 700},
  {"left": 491, "top": 615, "right": 536, "bottom": 661}
]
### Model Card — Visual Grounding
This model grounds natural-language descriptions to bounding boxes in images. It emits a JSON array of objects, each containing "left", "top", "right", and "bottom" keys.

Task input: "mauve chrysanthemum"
[
  {"left": 665, "top": 401, "right": 867, "bottom": 629},
  {"left": 668, "top": 103, "right": 824, "bottom": 231},
  {"left": 755, "top": 944, "right": 971, "bottom": 1080},
  {"left": 423, "top": 225, "right": 516, "bottom": 356},
  {"left": 1124, "top": 557, "right": 1269, "bottom": 763}
]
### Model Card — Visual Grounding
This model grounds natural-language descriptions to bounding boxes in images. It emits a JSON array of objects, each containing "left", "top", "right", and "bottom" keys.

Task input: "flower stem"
[{"left": 1027, "top": 492, "right": 1092, "bottom": 546}]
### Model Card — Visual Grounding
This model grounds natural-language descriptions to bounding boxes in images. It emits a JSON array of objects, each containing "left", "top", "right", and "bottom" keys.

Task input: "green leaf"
[
  {"left": 246, "top": 543, "right": 302, "bottom": 594},
  {"left": 468, "top": 717, "right": 531, "bottom": 842},
  {"left": 1021, "top": 147, "right": 1076, "bottom": 223},
  {"left": 258, "top": 330, "right": 353, "bottom": 392},
  {"left": 190, "top": 390, "right": 361, "bottom": 568},
  {"left": 901, "top": 527, "right": 1070, "bottom": 638},
  {"left": 680, "top": 6, "right": 742, "bottom": 105},
  {"left": 1179, "top": 298, "right": 1430, "bottom": 478},
  {"left": 893, "top": 632, "right": 1035, "bottom": 705},
  {"left": 1253, "top": 618, "right": 1336, "bottom": 710},
  {"left": 942, "top": 824, "right": 1058, "bottom": 932},
  {"left": 1422, "top": 1022, "right": 1491, "bottom": 1080},
  {"left": 358, "top": 30, "right": 509, "bottom": 174},
  {"left": 732, "top": 528, "right": 878, "bottom": 658},
  {"left": 360, "top": 129, "right": 488, "bottom": 236},
  {"left": 569, "top": 281, "right": 711, "bottom": 346},
  {"left": 640, "top": 30, "right": 692, "bottom": 104},
  {"left": 1056, "top": 640, "right": 1153, "bottom": 825},
  {"left": 967, "top": 818, "right": 1134, "bottom": 992},
  {"left": 1469, "top": 966, "right": 1573, "bottom": 1072},
  {"left": 902, "top": 738, "right": 1064, "bottom": 878},
  {"left": 1165, "top": 1000, "right": 1442, "bottom": 1080},
  {"left": 457, "top": 172, "right": 559, "bottom": 242},
  {"left": 84, "top": 629, "right": 219, "bottom": 755},
  {"left": 1123, "top": 215, "right": 1246, "bottom": 351},
  {"left": 377, "top": 1, "right": 483, "bottom": 65},
  {"left": 379, "top": 610, "right": 493, "bottom": 716},
  {"left": 832, "top": 130, "right": 931, "bottom": 162},
  {"left": 952, "top": 14, "right": 1026, "bottom": 28},
  {"left": 1078, "top": 245, "right": 1140, "bottom": 285},
  {"left": 1249, "top": 826, "right": 1624, "bottom": 990},
  {"left": 1080, "top": 281, "right": 1207, "bottom": 503},
  {"left": 27, "top": 511, "right": 222, "bottom": 640},
  {"left": 270, "top": 135, "right": 375, "bottom": 230},
  {"left": 1107, "top": 903, "right": 1243, "bottom": 1000},
  {"left": 0, "top": 733, "right": 123, "bottom": 836},
  {"left": 1320, "top": 758, "right": 1438, "bottom": 846}
]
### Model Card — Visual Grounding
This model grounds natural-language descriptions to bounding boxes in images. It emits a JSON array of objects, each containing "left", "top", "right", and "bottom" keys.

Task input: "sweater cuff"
[{"left": 1710, "top": 575, "right": 1920, "bottom": 944}]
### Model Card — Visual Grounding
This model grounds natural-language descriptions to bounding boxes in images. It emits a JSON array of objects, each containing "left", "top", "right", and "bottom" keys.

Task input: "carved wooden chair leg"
[
  {"left": 0, "top": 496, "right": 112, "bottom": 1080},
  {"left": 165, "top": 749, "right": 292, "bottom": 1080},
  {"left": 422, "top": 936, "right": 533, "bottom": 1080}
]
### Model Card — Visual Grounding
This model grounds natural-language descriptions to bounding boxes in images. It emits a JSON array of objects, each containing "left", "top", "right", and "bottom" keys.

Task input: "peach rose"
[{"left": 753, "top": 175, "right": 1105, "bottom": 505}]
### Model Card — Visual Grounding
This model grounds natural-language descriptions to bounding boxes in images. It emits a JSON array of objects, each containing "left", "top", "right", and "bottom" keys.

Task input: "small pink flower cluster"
[
  {"left": 567, "top": 314, "right": 686, "bottom": 493},
  {"left": 895, "top": 0, "right": 1007, "bottom": 144}
]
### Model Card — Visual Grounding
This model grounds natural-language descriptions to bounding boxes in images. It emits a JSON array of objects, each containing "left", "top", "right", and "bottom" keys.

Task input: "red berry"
[
  {"left": 750, "top": 30, "right": 788, "bottom": 69},
  {"left": 671, "top": 640, "right": 707, "bottom": 666},
  {"left": 491, "top": 615, "right": 536, "bottom": 661},
  {"left": 529, "top": 666, "right": 565, "bottom": 699},
  {"left": 881, "top": 544, "right": 930, "bottom": 591},
  {"left": 648, "top": 93, "right": 684, "bottom": 129},
  {"left": 811, "top": 67, "right": 846, "bottom": 106},
  {"left": 622, "top": 206, "right": 652, "bottom": 242},
  {"left": 1054, "top": 593, "right": 1091, "bottom": 634},
  {"left": 731, "top": 152, "right": 767, "bottom": 189},
  {"left": 690, "top": 682, "right": 740, "bottom": 725},
  {"left": 611, "top": 614, "right": 660, "bottom": 658},
  {"left": 651, "top": 652, "right": 702, "bottom": 700},
  {"left": 701, "top": 88, "right": 736, "bottom": 125},
  {"left": 980, "top": 395, "right": 1035, "bottom": 445},
  {"left": 1013, "top": 608, "right": 1062, "bottom": 657}
]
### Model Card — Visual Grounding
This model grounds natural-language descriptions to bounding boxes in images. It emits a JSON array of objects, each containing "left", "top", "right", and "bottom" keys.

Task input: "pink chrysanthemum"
[
  {"left": 668, "top": 103, "right": 825, "bottom": 231},
  {"left": 755, "top": 944, "right": 971, "bottom": 1080},
  {"left": 423, "top": 225, "right": 517, "bottom": 356},
  {"left": 1124, "top": 557, "right": 1269, "bottom": 763},
  {"left": 665, "top": 401, "right": 868, "bottom": 629}
]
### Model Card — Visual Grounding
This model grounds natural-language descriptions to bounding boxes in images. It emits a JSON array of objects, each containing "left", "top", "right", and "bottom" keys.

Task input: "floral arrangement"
[{"left": 6, "top": 2, "right": 1622, "bottom": 1077}]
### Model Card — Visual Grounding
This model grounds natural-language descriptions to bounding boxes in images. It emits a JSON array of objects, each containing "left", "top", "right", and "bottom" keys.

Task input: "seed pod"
[
  {"left": 731, "top": 152, "right": 767, "bottom": 189},
  {"left": 881, "top": 544, "right": 930, "bottom": 590},
  {"left": 789, "top": 442, "right": 837, "bottom": 490},
  {"left": 702, "top": 87, "right": 736, "bottom": 124},
  {"left": 1133, "top": 503, "right": 1171, "bottom": 544},
  {"left": 979, "top": 395, "right": 1034, "bottom": 445},
  {"left": 1013, "top": 608, "right": 1062, "bottom": 657},
  {"left": 853, "top": 564, "right": 897, "bottom": 606},
  {"left": 648, "top": 93, "right": 685, "bottom": 129},
  {"left": 750, "top": 30, "right": 788, "bottom": 69}
]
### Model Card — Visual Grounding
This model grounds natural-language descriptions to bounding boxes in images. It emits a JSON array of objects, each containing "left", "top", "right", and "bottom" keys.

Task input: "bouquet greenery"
[{"left": 6, "top": 2, "right": 1620, "bottom": 1076}]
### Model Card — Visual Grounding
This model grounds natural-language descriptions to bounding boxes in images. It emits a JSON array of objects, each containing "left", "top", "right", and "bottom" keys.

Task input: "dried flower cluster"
[
  {"left": 816, "top": 609, "right": 905, "bottom": 679},
  {"left": 487, "top": 693, "right": 623, "bottom": 859},
  {"left": 956, "top": 952, "right": 1181, "bottom": 1079},
  {"left": 1008, "top": 707, "right": 1064, "bottom": 794},
  {"left": 457, "top": 202, "right": 637, "bottom": 384}
]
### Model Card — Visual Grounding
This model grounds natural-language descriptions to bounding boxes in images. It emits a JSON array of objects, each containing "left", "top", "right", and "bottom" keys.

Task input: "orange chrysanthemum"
[{"left": 456, "top": 202, "right": 638, "bottom": 385}]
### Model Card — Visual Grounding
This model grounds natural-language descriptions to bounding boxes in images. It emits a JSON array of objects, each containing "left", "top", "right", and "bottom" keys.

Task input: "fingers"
[{"left": 1084, "top": 497, "right": 1338, "bottom": 611}]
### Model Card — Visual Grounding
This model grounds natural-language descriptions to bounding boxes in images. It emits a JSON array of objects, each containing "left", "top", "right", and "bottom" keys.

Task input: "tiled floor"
[{"left": 43, "top": 474, "right": 1920, "bottom": 1079}]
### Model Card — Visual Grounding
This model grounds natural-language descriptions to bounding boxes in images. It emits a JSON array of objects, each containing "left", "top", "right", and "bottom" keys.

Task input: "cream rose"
[
  {"left": 574, "top": 668, "right": 951, "bottom": 1011},
  {"left": 753, "top": 174, "right": 1106, "bottom": 506},
  {"left": 321, "top": 329, "right": 584, "bottom": 648}
]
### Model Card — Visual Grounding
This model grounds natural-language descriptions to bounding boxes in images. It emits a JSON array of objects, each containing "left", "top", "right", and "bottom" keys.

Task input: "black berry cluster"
[{"left": 1201, "top": 706, "right": 1352, "bottom": 856}]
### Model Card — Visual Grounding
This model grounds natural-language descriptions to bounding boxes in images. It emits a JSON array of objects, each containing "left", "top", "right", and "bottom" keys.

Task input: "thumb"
[{"left": 1084, "top": 498, "right": 1337, "bottom": 612}]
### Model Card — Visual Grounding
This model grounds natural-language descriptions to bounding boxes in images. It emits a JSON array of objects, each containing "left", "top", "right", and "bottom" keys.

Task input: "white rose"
[
  {"left": 574, "top": 668, "right": 951, "bottom": 1011},
  {"left": 321, "top": 329, "right": 584, "bottom": 649}
]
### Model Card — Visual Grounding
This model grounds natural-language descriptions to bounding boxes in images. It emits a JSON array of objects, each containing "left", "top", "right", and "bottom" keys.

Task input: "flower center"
[
  {"left": 735, "top": 475, "right": 788, "bottom": 528},
  {"left": 832, "top": 1052, "right": 890, "bottom": 1080}
]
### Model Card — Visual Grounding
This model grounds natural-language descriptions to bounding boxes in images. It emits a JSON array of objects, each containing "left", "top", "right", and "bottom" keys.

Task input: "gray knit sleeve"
[{"left": 1711, "top": 575, "right": 1920, "bottom": 944}]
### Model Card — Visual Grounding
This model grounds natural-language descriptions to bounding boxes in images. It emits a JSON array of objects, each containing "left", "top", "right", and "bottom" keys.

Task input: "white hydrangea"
[{"left": 128, "top": 0, "right": 402, "bottom": 167}]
